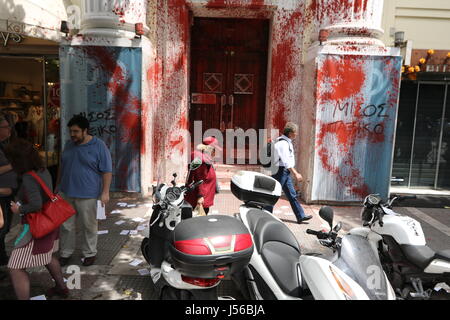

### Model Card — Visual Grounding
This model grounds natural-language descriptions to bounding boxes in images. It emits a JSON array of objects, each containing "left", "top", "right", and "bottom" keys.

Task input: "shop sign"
[
  {"left": 1, "top": 20, "right": 25, "bottom": 47},
  {"left": 425, "top": 65, "right": 450, "bottom": 73}
]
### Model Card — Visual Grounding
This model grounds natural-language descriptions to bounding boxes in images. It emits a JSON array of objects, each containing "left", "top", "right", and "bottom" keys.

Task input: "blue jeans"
[{"left": 266, "top": 167, "right": 306, "bottom": 220}]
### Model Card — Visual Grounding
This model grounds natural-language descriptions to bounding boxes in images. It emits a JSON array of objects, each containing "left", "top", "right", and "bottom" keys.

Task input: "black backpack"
[{"left": 261, "top": 137, "right": 288, "bottom": 168}]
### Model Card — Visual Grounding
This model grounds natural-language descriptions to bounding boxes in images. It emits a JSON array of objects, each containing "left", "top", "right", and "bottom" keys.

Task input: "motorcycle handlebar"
[
  {"left": 188, "top": 180, "right": 204, "bottom": 191},
  {"left": 306, "top": 229, "right": 329, "bottom": 239},
  {"left": 390, "top": 194, "right": 417, "bottom": 202}
]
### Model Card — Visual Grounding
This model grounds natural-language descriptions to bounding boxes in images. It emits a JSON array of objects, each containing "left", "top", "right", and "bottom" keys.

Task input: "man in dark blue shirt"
[{"left": 56, "top": 115, "right": 112, "bottom": 266}]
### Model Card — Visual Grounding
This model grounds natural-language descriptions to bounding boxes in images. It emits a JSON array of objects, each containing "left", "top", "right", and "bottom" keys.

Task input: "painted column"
[
  {"left": 309, "top": 0, "right": 384, "bottom": 46},
  {"left": 300, "top": 0, "right": 403, "bottom": 203},
  {"left": 80, "top": 0, "right": 149, "bottom": 38},
  {"left": 148, "top": 0, "right": 190, "bottom": 185},
  {"left": 60, "top": 0, "right": 152, "bottom": 194}
]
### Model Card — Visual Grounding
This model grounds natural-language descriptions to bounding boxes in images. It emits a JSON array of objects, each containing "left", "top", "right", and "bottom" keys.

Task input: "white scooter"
[
  {"left": 141, "top": 173, "right": 253, "bottom": 300},
  {"left": 230, "top": 171, "right": 396, "bottom": 300},
  {"left": 349, "top": 194, "right": 450, "bottom": 299}
]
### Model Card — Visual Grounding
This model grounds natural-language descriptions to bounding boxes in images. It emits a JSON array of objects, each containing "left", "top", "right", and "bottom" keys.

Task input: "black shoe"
[
  {"left": 297, "top": 215, "right": 313, "bottom": 223},
  {"left": 59, "top": 256, "right": 71, "bottom": 266},
  {"left": 82, "top": 256, "right": 96, "bottom": 267}
]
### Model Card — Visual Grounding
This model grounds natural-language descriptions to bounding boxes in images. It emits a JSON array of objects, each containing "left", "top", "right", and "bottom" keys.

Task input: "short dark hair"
[
  {"left": 68, "top": 115, "right": 90, "bottom": 130},
  {"left": 5, "top": 138, "right": 44, "bottom": 175}
]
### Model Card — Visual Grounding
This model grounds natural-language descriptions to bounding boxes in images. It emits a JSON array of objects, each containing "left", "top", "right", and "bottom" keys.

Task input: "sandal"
[{"left": 46, "top": 286, "right": 70, "bottom": 299}]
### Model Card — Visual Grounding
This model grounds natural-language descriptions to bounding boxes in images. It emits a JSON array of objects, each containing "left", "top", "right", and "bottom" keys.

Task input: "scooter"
[
  {"left": 230, "top": 171, "right": 396, "bottom": 300},
  {"left": 141, "top": 173, "right": 254, "bottom": 300},
  {"left": 349, "top": 194, "right": 450, "bottom": 299}
]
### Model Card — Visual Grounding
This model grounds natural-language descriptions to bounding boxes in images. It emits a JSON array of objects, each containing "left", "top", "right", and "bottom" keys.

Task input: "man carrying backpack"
[{"left": 269, "top": 122, "right": 312, "bottom": 224}]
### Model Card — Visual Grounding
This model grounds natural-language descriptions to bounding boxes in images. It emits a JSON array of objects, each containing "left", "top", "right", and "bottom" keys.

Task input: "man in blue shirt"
[{"left": 57, "top": 115, "right": 112, "bottom": 266}]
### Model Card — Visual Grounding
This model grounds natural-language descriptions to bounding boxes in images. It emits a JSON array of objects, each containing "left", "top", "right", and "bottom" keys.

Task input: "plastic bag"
[{"left": 193, "top": 204, "right": 206, "bottom": 217}]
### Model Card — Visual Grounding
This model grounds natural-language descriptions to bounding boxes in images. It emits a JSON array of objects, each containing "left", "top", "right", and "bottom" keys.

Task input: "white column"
[
  {"left": 315, "top": 0, "right": 385, "bottom": 47},
  {"left": 80, "top": 0, "right": 148, "bottom": 38}
]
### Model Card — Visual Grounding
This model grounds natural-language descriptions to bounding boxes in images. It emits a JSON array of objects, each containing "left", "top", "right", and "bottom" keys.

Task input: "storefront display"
[
  {"left": 0, "top": 56, "right": 61, "bottom": 184},
  {"left": 392, "top": 49, "right": 450, "bottom": 190}
]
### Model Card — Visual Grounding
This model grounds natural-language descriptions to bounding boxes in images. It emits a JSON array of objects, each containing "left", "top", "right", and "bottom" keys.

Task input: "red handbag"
[{"left": 25, "top": 171, "right": 76, "bottom": 239}]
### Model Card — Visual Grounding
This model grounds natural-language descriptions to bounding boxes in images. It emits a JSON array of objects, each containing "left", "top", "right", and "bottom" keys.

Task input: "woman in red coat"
[{"left": 185, "top": 137, "right": 221, "bottom": 215}]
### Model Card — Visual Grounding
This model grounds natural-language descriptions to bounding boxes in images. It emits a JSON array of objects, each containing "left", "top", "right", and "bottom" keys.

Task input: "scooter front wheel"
[{"left": 141, "top": 238, "right": 151, "bottom": 264}]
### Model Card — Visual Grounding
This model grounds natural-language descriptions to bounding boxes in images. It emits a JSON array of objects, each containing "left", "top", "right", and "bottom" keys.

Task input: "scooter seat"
[
  {"left": 261, "top": 241, "right": 303, "bottom": 297},
  {"left": 434, "top": 250, "right": 450, "bottom": 262},
  {"left": 246, "top": 209, "right": 301, "bottom": 254},
  {"left": 401, "top": 245, "right": 437, "bottom": 270}
]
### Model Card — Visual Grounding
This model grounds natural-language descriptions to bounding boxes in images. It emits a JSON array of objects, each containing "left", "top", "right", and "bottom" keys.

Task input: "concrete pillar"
[
  {"left": 300, "top": 0, "right": 403, "bottom": 203},
  {"left": 60, "top": 0, "right": 153, "bottom": 195},
  {"left": 308, "top": 0, "right": 385, "bottom": 47},
  {"left": 80, "top": 0, "right": 149, "bottom": 38}
]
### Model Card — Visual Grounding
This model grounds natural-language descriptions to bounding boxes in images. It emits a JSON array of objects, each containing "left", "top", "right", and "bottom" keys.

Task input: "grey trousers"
[{"left": 59, "top": 193, "right": 98, "bottom": 258}]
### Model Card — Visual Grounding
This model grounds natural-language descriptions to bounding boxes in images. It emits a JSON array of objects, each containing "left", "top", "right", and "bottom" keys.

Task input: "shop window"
[
  {"left": 392, "top": 81, "right": 418, "bottom": 186},
  {"left": 0, "top": 56, "right": 61, "bottom": 185}
]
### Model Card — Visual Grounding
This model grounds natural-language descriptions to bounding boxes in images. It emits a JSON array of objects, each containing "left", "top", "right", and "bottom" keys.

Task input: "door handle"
[
  {"left": 229, "top": 95, "right": 234, "bottom": 129},
  {"left": 229, "top": 94, "right": 234, "bottom": 107},
  {"left": 220, "top": 94, "right": 226, "bottom": 132},
  {"left": 221, "top": 94, "right": 227, "bottom": 107}
]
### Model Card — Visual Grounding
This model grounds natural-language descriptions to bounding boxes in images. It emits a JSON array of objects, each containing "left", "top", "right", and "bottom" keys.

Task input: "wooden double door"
[{"left": 190, "top": 18, "right": 269, "bottom": 162}]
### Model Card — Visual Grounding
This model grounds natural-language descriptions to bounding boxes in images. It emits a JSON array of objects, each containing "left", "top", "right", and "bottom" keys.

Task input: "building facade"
[
  {"left": 381, "top": 0, "right": 450, "bottom": 191},
  {"left": 0, "top": 0, "right": 404, "bottom": 203}
]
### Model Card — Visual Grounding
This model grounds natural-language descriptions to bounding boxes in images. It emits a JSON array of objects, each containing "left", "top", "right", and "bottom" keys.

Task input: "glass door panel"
[
  {"left": 410, "top": 84, "right": 446, "bottom": 187},
  {"left": 437, "top": 84, "right": 449, "bottom": 188},
  {"left": 392, "top": 82, "right": 418, "bottom": 186}
]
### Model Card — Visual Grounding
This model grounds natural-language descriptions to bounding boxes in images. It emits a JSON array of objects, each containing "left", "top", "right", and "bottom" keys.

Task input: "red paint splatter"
[
  {"left": 206, "top": 0, "right": 266, "bottom": 9},
  {"left": 83, "top": 47, "right": 141, "bottom": 151},
  {"left": 317, "top": 55, "right": 366, "bottom": 104},
  {"left": 315, "top": 55, "right": 389, "bottom": 198},
  {"left": 268, "top": 5, "right": 303, "bottom": 131}
]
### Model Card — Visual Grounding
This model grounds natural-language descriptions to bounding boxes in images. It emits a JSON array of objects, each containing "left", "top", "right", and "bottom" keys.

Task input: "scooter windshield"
[{"left": 333, "top": 234, "right": 389, "bottom": 300}]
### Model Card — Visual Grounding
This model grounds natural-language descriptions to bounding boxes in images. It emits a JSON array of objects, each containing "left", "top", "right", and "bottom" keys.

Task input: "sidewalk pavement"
[{"left": 0, "top": 192, "right": 369, "bottom": 300}]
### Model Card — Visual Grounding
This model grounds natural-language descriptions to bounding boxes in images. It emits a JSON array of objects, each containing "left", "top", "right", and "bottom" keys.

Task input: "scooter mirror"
[
  {"left": 319, "top": 206, "right": 334, "bottom": 229},
  {"left": 333, "top": 222, "right": 342, "bottom": 232},
  {"left": 171, "top": 173, "right": 177, "bottom": 186}
]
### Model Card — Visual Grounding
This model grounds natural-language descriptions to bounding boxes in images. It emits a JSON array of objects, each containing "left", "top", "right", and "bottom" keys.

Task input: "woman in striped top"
[{"left": 5, "top": 139, "right": 69, "bottom": 300}]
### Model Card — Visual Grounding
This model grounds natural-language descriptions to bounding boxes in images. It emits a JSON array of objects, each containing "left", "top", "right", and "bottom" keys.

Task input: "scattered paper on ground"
[
  {"left": 120, "top": 230, "right": 130, "bottom": 235},
  {"left": 127, "top": 204, "right": 137, "bottom": 208},
  {"left": 117, "top": 202, "right": 128, "bottom": 207},
  {"left": 138, "top": 269, "right": 150, "bottom": 276},
  {"left": 111, "top": 210, "right": 122, "bottom": 214},
  {"left": 30, "top": 295, "right": 47, "bottom": 300},
  {"left": 129, "top": 259, "right": 143, "bottom": 267},
  {"left": 98, "top": 230, "right": 109, "bottom": 235},
  {"left": 132, "top": 217, "right": 145, "bottom": 223},
  {"left": 129, "top": 230, "right": 138, "bottom": 235},
  {"left": 115, "top": 220, "right": 126, "bottom": 225},
  {"left": 137, "top": 226, "right": 146, "bottom": 231}
]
